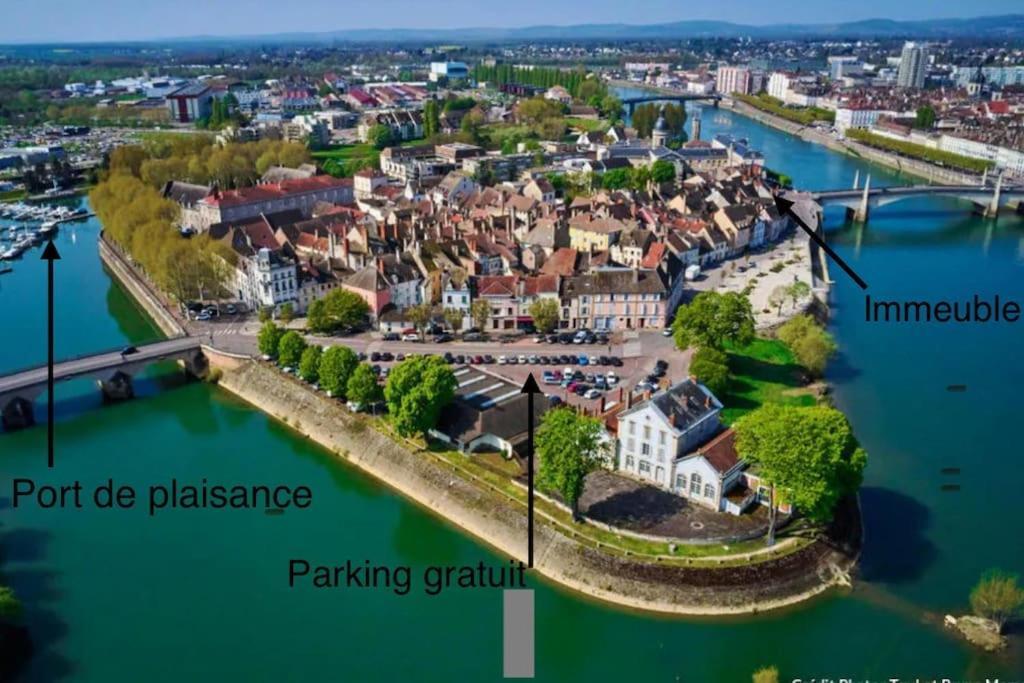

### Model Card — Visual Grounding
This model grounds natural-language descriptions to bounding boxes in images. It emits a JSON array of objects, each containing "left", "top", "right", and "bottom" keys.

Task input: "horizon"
[{"left": 1, "top": 1, "right": 1022, "bottom": 45}]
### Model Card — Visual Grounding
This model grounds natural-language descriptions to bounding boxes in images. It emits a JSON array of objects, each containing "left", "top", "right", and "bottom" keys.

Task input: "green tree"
[
  {"left": 536, "top": 409, "right": 605, "bottom": 520},
  {"left": 787, "top": 280, "right": 811, "bottom": 309},
  {"left": 298, "top": 345, "right": 323, "bottom": 383},
  {"left": 768, "top": 285, "right": 788, "bottom": 316},
  {"left": 258, "top": 321, "right": 284, "bottom": 358},
  {"left": 778, "top": 314, "right": 837, "bottom": 378},
  {"left": 406, "top": 303, "right": 434, "bottom": 337},
  {"left": 915, "top": 105, "right": 937, "bottom": 130},
  {"left": 367, "top": 124, "right": 394, "bottom": 150},
  {"left": 529, "top": 298, "right": 560, "bottom": 333},
  {"left": 650, "top": 159, "right": 676, "bottom": 185},
  {"left": 0, "top": 585, "right": 22, "bottom": 621},
  {"left": 599, "top": 95, "right": 623, "bottom": 121},
  {"left": 970, "top": 569, "right": 1024, "bottom": 633},
  {"left": 443, "top": 307, "right": 464, "bottom": 333},
  {"left": 346, "top": 363, "right": 384, "bottom": 408},
  {"left": 309, "top": 289, "right": 371, "bottom": 333},
  {"left": 278, "top": 302, "right": 295, "bottom": 325},
  {"left": 752, "top": 666, "right": 780, "bottom": 683},
  {"left": 601, "top": 167, "right": 630, "bottom": 190},
  {"left": 318, "top": 345, "right": 359, "bottom": 398},
  {"left": 672, "top": 291, "right": 755, "bottom": 351},
  {"left": 689, "top": 346, "right": 731, "bottom": 397},
  {"left": 277, "top": 330, "right": 307, "bottom": 368},
  {"left": 470, "top": 299, "right": 491, "bottom": 332},
  {"left": 735, "top": 404, "right": 867, "bottom": 545},
  {"left": 384, "top": 355, "right": 457, "bottom": 437}
]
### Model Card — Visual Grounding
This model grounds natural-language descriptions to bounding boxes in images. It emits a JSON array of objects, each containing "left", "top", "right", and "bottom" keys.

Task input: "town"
[{"left": 2, "top": 9, "right": 1024, "bottom": 683}]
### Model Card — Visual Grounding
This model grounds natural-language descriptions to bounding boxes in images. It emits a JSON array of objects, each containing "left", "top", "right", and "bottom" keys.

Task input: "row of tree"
[{"left": 631, "top": 102, "right": 687, "bottom": 141}]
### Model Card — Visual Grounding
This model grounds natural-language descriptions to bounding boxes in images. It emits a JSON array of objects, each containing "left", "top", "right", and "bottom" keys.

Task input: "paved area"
[
  {"left": 578, "top": 470, "right": 769, "bottom": 541},
  {"left": 688, "top": 232, "right": 815, "bottom": 329}
]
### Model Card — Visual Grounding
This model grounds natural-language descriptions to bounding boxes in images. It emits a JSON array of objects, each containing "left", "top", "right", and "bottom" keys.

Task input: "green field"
[
  {"left": 719, "top": 337, "right": 817, "bottom": 424},
  {"left": 312, "top": 142, "right": 381, "bottom": 177}
]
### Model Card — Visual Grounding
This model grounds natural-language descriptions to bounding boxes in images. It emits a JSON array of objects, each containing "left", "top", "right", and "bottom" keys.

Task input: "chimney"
[
  {"left": 626, "top": 390, "right": 634, "bottom": 409},
  {"left": 669, "top": 412, "right": 676, "bottom": 427},
  {"left": 704, "top": 395, "right": 711, "bottom": 409},
  {"left": 600, "top": 396, "right": 606, "bottom": 413},
  {"left": 376, "top": 257, "right": 384, "bottom": 274}
]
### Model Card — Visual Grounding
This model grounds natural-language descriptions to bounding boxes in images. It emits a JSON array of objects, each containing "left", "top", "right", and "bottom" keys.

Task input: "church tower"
[
  {"left": 651, "top": 105, "right": 670, "bottom": 148},
  {"left": 691, "top": 110, "right": 701, "bottom": 142}
]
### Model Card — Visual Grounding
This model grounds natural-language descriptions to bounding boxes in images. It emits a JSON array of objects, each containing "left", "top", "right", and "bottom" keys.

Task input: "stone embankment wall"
[
  {"left": 217, "top": 359, "right": 856, "bottom": 616},
  {"left": 98, "top": 236, "right": 185, "bottom": 338}
]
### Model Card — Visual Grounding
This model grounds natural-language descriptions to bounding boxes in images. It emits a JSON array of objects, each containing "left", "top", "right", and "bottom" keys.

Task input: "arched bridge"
[
  {"left": 807, "top": 174, "right": 1024, "bottom": 223},
  {"left": 621, "top": 93, "right": 722, "bottom": 115},
  {"left": 0, "top": 336, "right": 206, "bottom": 430}
]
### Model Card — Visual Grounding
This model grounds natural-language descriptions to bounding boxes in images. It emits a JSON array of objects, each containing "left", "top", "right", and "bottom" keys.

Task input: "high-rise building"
[
  {"left": 715, "top": 66, "right": 751, "bottom": 95},
  {"left": 896, "top": 42, "right": 928, "bottom": 89}
]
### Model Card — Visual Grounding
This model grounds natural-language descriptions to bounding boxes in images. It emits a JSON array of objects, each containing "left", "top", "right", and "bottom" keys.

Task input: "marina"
[{"left": 0, "top": 201, "right": 91, "bottom": 266}]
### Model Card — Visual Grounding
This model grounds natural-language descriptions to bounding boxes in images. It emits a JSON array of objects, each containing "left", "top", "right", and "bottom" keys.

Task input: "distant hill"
[{"left": 168, "top": 14, "right": 1024, "bottom": 44}]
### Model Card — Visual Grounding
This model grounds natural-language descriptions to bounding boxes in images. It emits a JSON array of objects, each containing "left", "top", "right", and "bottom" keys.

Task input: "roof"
[
  {"left": 564, "top": 269, "right": 665, "bottom": 297},
  {"left": 692, "top": 428, "right": 740, "bottom": 475},
  {"left": 620, "top": 379, "right": 720, "bottom": 433},
  {"left": 201, "top": 176, "right": 352, "bottom": 208},
  {"left": 437, "top": 366, "right": 550, "bottom": 445}
]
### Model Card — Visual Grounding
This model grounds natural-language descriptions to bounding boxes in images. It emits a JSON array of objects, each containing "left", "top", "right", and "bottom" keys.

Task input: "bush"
[
  {"left": 777, "top": 315, "right": 836, "bottom": 378},
  {"left": 970, "top": 569, "right": 1024, "bottom": 633}
]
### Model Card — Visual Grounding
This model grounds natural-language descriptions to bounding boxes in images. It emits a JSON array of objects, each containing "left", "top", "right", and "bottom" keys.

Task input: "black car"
[
  {"left": 573, "top": 384, "right": 588, "bottom": 395},
  {"left": 455, "top": 355, "right": 466, "bottom": 364},
  {"left": 483, "top": 354, "right": 495, "bottom": 364},
  {"left": 443, "top": 352, "right": 454, "bottom": 363},
  {"left": 357, "top": 352, "right": 367, "bottom": 361},
  {"left": 558, "top": 333, "right": 573, "bottom": 345},
  {"left": 538, "top": 356, "right": 549, "bottom": 365},
  {"left": 610, "top": 357, "right": 623, "bottom": 367},
  {"left": 382, "top": 332, "right": 400, "bottom": 341},
  {"left": 370, "top": 352, "right": 381, "bottom": 362},
  {"left": 381, "top": 352, "right": 394, "bottom": 362},
  {"left": 396, "top": 353, "right": 406, "bottom": 361},
  {"left": 546, "top": 334, "right": 559, "bottom": 344},
  {"left": 120, "top": 345, "right": 139, "bottom": 356},
  {"left": 371, "top": 364, "right": 382, "bottom": 375},
  {"left": 463, "top": 332, "right": 484, "bottom": 342},
  {"left": 655, "top": 359, "right": 669, "bottom": 372},
  {"left": 434, "top": 333, "right": 453, "bottom": 343},
  {"left": 598, "top": 355, "right": 610, "bottom": 366}
]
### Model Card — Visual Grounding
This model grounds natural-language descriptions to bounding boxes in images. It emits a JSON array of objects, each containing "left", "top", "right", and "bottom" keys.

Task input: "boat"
[
  {"left": 39, "top": 221, "right": 58, "bottom": 236},
  {"left": 0, "top": 264, "right": 12, "bottom": 274}
]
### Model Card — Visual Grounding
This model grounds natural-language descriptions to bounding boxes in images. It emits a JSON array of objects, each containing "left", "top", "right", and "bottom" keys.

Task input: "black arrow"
[
  {"left": 775, "top": 194, "right": 868, "bottom": 290},
  {"left": 520, "top": 373, "right": 542, "bottom": 568},
  {"left": 41, "top": 240, "right": 61, "bottom": 468}
]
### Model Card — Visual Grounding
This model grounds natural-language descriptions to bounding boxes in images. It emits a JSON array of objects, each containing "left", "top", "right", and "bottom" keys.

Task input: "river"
[{"left": 2, "top": 94, "right": 1023, "bottom": 680}]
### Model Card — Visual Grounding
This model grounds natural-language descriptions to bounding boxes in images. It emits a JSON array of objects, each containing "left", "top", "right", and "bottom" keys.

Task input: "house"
[
  {"left": 185, "top": 176, "right": 354, "bottom": 232},
  {"left": 165, "top": 83, "right": 212, "bottom": 123},
  {"left": 616, "top": 379, "right": 723, "bottom": 486},
  {"left": 234, "top": 248, "right": 298, "bottom": 315},
  {"left": 343, "top": 262, "right": 391, "bottom": 318},
  {"left": 523, "top": 177, "right": 556, "bottom": 204},
  {"left": 568, "top": 215, "right": 629, "bottom": 253},
  {"left": 561, "top": 268, "right": 667, "bottom": 330},
  {"left": 431, "top": 172, "right": 477, "bottom": 207}
]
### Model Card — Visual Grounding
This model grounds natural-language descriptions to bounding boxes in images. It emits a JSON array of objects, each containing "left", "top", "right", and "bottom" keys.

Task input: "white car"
[
  {"left": 498, "top": 355, "right": 508, "bottom": 364},
  {"left": 401, "top": 333, "right": 420, "bottom": 342},
  {"left": 584, "top": 389, "right": 601, "bottom": 400},
  {"left": 563, "top": 366, "right": 574, "bottom": 377},
  {"left": 606, "top": 372, "right": 619, "bottom": 385},
  {"left": 346, "top": 401, "right": 363, "bottom": 412},
  {"left": 518, "top": 355, "right": 527, "bottom": 364}
]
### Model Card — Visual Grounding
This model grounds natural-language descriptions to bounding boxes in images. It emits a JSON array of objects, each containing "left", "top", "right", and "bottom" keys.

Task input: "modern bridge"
[
  {"left": 805, "top": 172, "right": 1024, "bottom": 223},
  {"left": 620, "top": 93, "right": 722, "bottom": 115},
  {"left": 0, "top": 336, "right": 207, "bottom": 430}
]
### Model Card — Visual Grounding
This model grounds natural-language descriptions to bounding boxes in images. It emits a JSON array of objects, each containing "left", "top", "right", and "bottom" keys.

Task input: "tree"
[
  {"left": 470, "top": 299, "right": 491, "bottom": 333},
  {"left": 443, "top": 307, "right": 464, "bottom": 333},
  {"left": 529, "top": 298, "right": 560, "bottom": 334},
  {"left": 278, "top": 302, "right": 295, "bottom": 325},
  {"left": 689, "top": 346, "right": 730, "bottom": 397},
  {"left": 970, "top": 570, "right": 1024, "bottom": 633},
  {"left": 752, "top": 666, "right": 779, "bottom": 683},
  {"left": 423, "top": 99, "right": 441, "bottom": 138},
  {"left": 778, "top": 314, "right": 837, "bottom": 378},
  {"left": 298, "top": 345, "right": 323, "bottom": 384},
  {"left": 601, "top": 167, "right": 630, "bottom": 190},
  {"left": 536, "top": 409, "right": 605, "bottom": 520},
  {"left": 915, "top": 105, "right": 936, "bottom": 130},
  {"left": 346, "top": 363, "right": 384, "bottom": 408},
  {"left": 672, "top": 291, "right": 755, "bottom": 351},
  {"left": 367, "top": 124, "right": 394, "bottom": 150},
  {"left": 651, "top": 159, "right": 676, "bottom": 185},
  {"left": 735, "top": 404, "right": 867, "bottom": 545},
  {"left": 406, "top": 303, "right": 434, "bottom": 337},
  {"left": 768, "top": 285, "right": 788, "bottom": 316},
  {"left": 258, "top": 321, "right": 284, "bottom": 358},
  {"left": 599, "top": 95, "right": 623, "bottom": 121},
  {"left": 318, "top": 345, "right": 359, "bottom": 398},
  {"left": 308, "top": 289, "right": 371, "bottom": 333},
  {"left": 787, "top": 280, "right": 811, "bottom": 310},
  {"left": 277, "top": 330, "right": 307, "bottom": 368},
  {"left": 0, "top": 585, "right": 22, "bottom": 621},
  {"left": 384, "top": 355, "right": 457, "bottom": 437}
]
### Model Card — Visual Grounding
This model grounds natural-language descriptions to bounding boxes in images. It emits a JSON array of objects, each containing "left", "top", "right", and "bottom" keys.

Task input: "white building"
[
  {"left": 767, "top": 72, "right": 793, "bottom": 101},
  {"left": 896, "top": 42, "right": 928, "bottom": 89},
  {"left": 429, "top": 62, "right": 470, "bottom": 83},
  {"left": 835, "top": 107, "right": 889, "bottom": 135},
  {"left": 716, "top": 66, "right": 751, "bottom": 95},
  {"left": 235, "top": 248, "right": 298, "bottom": 314}
]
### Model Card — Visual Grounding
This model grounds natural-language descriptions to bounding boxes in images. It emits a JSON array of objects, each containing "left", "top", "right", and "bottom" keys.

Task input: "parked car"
[
  {"left": 546, "top": 334, "right": 559, "bottom": 344},
  {"left": 196, "top": 311, "right": 211, "bottom": 321},
  {"left": 528, "top": 355, "right": 538, "bottom": 364},
  {"left": 443, "top": 352, "right": 454, "bottom": 363},
  {"left": 483, "top": 355, "right": 495, "bottom": 364},
  {"left": 455, "top": 355, "right": 466, "bottom": 364},
  {"left": 610, "top": 357, "right": 623, "bottom": 367},
  {"left": 225, "top": 304, "right": 237, "bottom": 315},
  {"left": 498, "top": 355, "right": 508, "bottom": 365},
  {"left": 382, "top": 332, "right": 400, "bottom": 341},
  {"left": 584, "top": 389, "right": 601, "bottom": 400},
  {"left": 548, "top": 395, "right": 563, "bottom": 407},
  {"left": 463, "top": 332, "right": 484, "bottom": 342},
  {"left": 401, "top": 332, "right": 420, "bottom": 342},
  {"left": 434, "top": 333, "right": 453, "bottom": 343},
  {"left": 577, "top": 355, "right": 589, "bottom": 366}
]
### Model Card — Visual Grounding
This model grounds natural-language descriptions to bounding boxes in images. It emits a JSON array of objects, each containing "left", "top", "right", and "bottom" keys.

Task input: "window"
[
  {"left": 643, "top": 425, "right": 651, "bottom": 440},
  {"left": 659, "top": 431, "right": 666, "bottom": 445},
  {"left": 675, "top": 474, "right": 686, "bottom": 490},
  {"left": 627, "top": 438, "right": 635, "bottom": 452},
  {"left": 628, "top": 421, "right": 635, "bottom": 435},
  {"left": 641, "top": 443, "right": 650, "bottom": 456},
  {"left": 690, "top": 473, "right": 702, "bottom": 495},
  {"left": 704, "top": 484, "right": 716, "bottom": 499},
  {"left": 638, "top": 461, "right": 651, "bottom": 475},
  {"left": 625, "top": 456, "right": 634, "bottom": 469}
]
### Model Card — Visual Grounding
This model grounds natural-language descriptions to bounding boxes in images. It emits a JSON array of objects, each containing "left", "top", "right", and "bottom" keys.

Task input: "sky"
[{"left": 1, "top": 0, "right": 1021, "bottom": 44}]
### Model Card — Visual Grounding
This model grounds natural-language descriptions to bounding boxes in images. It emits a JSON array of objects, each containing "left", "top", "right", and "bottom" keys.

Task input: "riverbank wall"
[
  {"left": 97, "top": 234, "right": 185, "bottom": 338},
  {"left": 214, "top": 358, "right": 858, "bottom": 616},
  {"left": 722, "top": 99, "right": 978, "bottom": 186}
]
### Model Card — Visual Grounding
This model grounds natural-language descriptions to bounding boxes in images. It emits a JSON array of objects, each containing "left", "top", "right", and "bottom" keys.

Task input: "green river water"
[{"left": 2, "top": 99, "right": 1023, "bottom": 681}]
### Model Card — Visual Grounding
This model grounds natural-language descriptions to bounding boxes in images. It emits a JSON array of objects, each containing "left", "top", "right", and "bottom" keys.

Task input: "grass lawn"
[
  {"left": 719, "top": 337, "right": 817, "bottom": 425},
  {"left": 313, "top": 142, "right": 380, "bottom": 176},
  {"left": 481, "top": 123, "right": 535, "bottom": 148},
  {"left": 0, "top": 188, "right": 27, "bottom": 202},
  {"left": 565, "top": 117, "right": 608, "bottom": 133}
]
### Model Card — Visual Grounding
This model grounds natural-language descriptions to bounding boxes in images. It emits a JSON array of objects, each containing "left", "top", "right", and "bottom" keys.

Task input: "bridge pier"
[
  {"left": 851, "top": 174, "right": 871, "bottom": 223},
  {"left": 182, "top": 349, "right": 209, "bottom": 379},
  {"left": 984, "top": 173, "right": 1003, "bottom": 218},
  {"left": 2, "top": 397, "right": 35, "bottom": 431},
  {"left": 98, "top": 371, "right": 135, "bottom": 402}
]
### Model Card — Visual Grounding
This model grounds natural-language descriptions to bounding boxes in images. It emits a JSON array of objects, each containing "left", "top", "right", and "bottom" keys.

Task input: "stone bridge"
[
  {"left": 621, "top": 93, "right": 721, "bottom": 115},
  {"left": 809, "top": 171, "right": 1024, "bottom": 223},
  {"left": 0, "top": 336, "right": 206, "bottom": 430}
]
